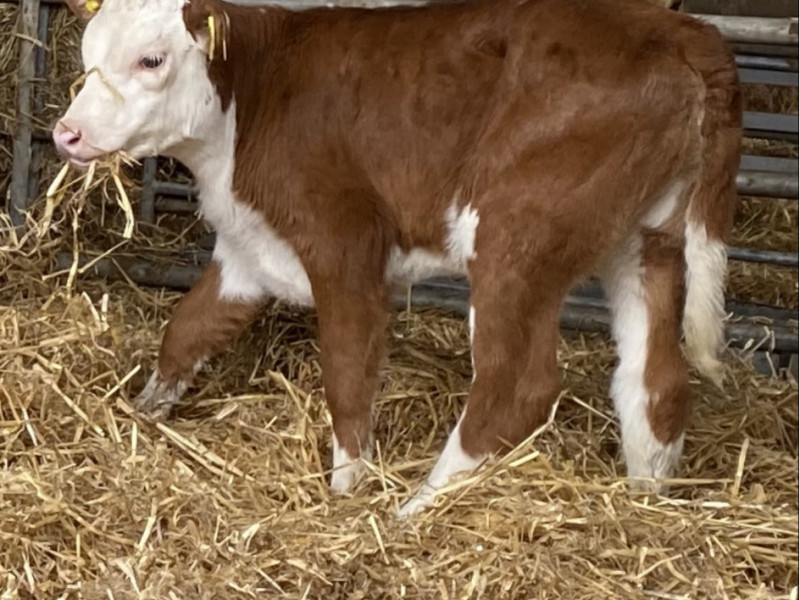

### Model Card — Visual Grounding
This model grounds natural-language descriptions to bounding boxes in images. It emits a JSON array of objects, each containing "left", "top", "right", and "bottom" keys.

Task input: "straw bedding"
[{"left": 1, "top": 5, "right": 798, "bottom": 599}]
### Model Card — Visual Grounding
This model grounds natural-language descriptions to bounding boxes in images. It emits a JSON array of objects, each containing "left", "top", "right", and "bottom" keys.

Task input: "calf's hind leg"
[
  {"left": 399, "top": 254, "right": 568, "bottom": 516},
  {"left": 602, "top": 230, "right": 690, "bottom": 491}
]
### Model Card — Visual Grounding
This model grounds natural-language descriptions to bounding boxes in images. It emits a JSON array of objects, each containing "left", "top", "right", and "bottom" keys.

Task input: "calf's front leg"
[
  {"left": 136, "top": 259, "right": 264, "bottom": 416},
  {"left": 298, "top": 192, "right": 393, "bottom": 493},
  {"left": 313, "top": 277, "right": 388, "bottom": 493}
]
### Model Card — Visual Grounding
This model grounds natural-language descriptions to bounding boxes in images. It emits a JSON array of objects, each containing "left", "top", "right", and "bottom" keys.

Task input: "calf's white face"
[{"left": 53, "top": 0, "right": 216, "bottom": 166}]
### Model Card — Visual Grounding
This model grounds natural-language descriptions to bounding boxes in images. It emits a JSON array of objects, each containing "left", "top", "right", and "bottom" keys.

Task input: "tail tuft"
[
  {"left": 683, "top": 221, "right": 728, "bottom": 388},
  {"left": 679, "top": 22, "right": 741, "bottom": 388}
]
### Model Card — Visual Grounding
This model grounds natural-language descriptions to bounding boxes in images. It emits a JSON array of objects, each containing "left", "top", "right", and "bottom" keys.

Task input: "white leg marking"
[
  {"left": 683, "top": 222, "right": 727, "bottom": 386},
  {"left": 398, "top": 413, "right": 485, "bottom": 517},
  {"left": 603, "top": 236, "right": 682, "bottom": 490},
  {"left": 468, "top": 305, "right": 476, "bottom": 341},
  {"left": 469, "top": 305, "right": 476, "bottom": 383},
  {"left": 330, "top": 433, "right": 371, "bottom": 494}
]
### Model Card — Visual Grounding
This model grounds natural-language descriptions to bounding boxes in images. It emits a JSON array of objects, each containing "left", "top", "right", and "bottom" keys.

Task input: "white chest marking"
[
  {"left": 185, "top": 104, "right": 314, "bottom": 306},
  {"left": 211, "top": 201, "right": 314, "bottom": 306}
]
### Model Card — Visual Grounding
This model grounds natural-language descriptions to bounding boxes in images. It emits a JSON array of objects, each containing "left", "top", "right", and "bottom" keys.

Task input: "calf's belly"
[
  {"left": 208, "top": 197, "right": 473, "bottom": 306},
  {"left": 214, "top": 232, "right": 466, "bottom": 307}
]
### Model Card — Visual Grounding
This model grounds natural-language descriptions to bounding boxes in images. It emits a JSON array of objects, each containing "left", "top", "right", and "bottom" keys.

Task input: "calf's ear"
[
  {"left": 182, "top": 0, "right": 209, "bottom": 38},
  {"left": 64, "top": 0, "right": 102, "bottom": 23},
  {"left": 183, "top": 0, "right": 228, "bottom": 57}
]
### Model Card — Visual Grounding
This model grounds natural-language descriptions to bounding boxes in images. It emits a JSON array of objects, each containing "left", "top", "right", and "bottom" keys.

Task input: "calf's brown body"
[{"left": 138, "top": 0, "right": 741, "bottom": 502}]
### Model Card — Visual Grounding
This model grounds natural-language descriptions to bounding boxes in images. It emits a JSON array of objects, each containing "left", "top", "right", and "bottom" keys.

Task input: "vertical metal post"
[
  {"left": 10, "top": 0, "right": 41, "bottom": 228},
  {"left": 140, "top": 157, "right": 158, "bottom": 224},
  {"left": 27, "top": 3, "right": 50, "bottom": 203}
]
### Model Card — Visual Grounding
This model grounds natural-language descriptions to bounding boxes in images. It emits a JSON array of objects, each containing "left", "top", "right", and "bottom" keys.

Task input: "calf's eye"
[{"left": 139, "top": 55, "right": 164, "bottom": 69}]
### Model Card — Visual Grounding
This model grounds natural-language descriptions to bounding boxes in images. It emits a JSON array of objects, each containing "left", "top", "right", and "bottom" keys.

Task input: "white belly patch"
[
  {"left": 214, "top": 235, "right": 465, "bottom": 305},
  {"left": 208, "top": 198, "right": 478, "bottom": 304},
  {"left": 387, "top": 246, "right": 464, "bottom": 285},
  {"left": 385, "top": 199, "right": 478, "bottom": 284}
]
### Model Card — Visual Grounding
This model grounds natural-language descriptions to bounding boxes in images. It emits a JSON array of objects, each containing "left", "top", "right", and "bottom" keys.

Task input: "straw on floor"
[{"left": 0, "top": 4, "right": 797, "bottom": 599}]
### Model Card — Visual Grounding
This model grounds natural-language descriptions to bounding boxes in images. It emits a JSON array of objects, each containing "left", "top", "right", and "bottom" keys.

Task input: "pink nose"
[{"left": 53, "top": 121, "right": 85, "bottom": 159}]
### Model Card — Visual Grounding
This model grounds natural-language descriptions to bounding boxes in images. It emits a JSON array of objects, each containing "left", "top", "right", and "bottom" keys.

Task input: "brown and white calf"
[{"left": 54, "top": 0, "right": 741, "bottom": 515}]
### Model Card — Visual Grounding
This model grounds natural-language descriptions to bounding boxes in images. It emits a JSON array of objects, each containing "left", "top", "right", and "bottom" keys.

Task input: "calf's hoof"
[
  {"left": 330, "top": 460, "right": 366, "bottom": 494},
  {"left": 330, "top": 437, "right": 371, "bottom": 494},
  {"left": 134, "top": 371, "right": 188, "bottom": 418},
  {"left": 397, "top": 486, "right": 437, "bottom": 518},
  {"left": 627, "top": 476, "right": 669, "bottom": 496}
]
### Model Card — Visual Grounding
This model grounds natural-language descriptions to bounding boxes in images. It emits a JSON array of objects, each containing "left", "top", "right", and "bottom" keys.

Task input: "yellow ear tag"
[
  {"left": 221, "top": 12, "right": 229, "bottom": 61},
  {"left": 86, "top": 0, "right": 100, "bottom": 12},
  {"left": 207, "top": 15, "right": 216, "bottom": 61}
]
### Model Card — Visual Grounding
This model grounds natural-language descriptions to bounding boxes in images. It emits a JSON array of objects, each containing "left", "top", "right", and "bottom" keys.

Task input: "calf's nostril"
[
  {"left": 63, "top": 131, "right": 82, "bottom": 147},
  {"left": 54, "top": 122, "right": 83, "bottom": 149}
]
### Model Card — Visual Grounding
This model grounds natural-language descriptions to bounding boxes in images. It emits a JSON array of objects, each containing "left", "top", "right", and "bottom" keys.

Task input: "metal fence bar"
[
  {"left": 736, "top": 171, "right": 798, "bottom": 200},
  {"left": 693, "top": 15, "right": 799, "bottom": 45},
  {"left": 54, "top": 252, "right": 799, "bottom": 353},
  {"left": 53, "top": 244, "right": 799, "bottom": 322},
  {"left": 409, "top": 279, "right": 799, "bottom": 354},
  {"left": 682, "top": 0, "right": 798, "bottom": 20},
  {"left": 727, "top": 246, "right": 799, "bottom": 267},
  {"left": 736, "top": 169, "right": 799, "bottom": 199},
  {"left": 733, "top": 43, "right": 798, "bottom": 59},
  {"left": 140, "top": 157, "right": 158, "bottom": 223},
  {"left": 735, "top": 55, "right": 798, "bottom": 72},
  {"left": 152, "top": 180, "right": 198, "bottom": 198},
  {"left": 737, "top": 67, "right": 798, "bottom": 87},
  {"left": 739, "top": 155, "right": 797, "bottom": 174},
  {"left": 742, "top": 111, "right": 799, "bottom": 144},
  {"left": 156, "top": 219, "right": 799, "bottom": 270},
  {"left": 155, "top": 198, "right": 199, "bottom": 214},
  {"left": 26, "top": 3, "right": 50, "bottom": 202},
  {"left": 9, "top": 0, "right": 40, "bottom": 228},
  {"left": 145, "top": 163, "right": 799, "bottom": 215},
  {"left": 743, "top": 111, "right": 799, "bottom": 136},
  {"left": 399, "top": 275, "right": 800, "bottom": 324}
]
